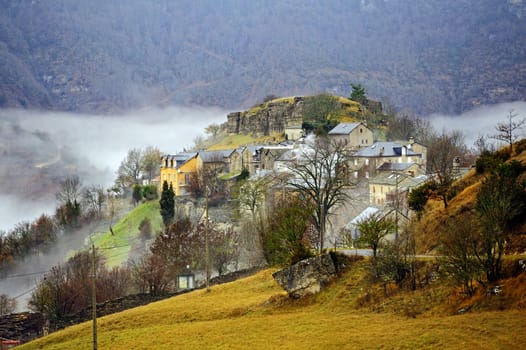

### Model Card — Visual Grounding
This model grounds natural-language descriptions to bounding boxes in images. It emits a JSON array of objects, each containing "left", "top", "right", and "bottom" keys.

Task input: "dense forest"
[{"left": 0, "top": 0, "right": 524, "bottom": 115}]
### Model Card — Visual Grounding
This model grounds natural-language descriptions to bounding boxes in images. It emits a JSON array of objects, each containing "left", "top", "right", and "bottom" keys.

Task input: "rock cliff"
[{"left": 227, "top": 97, "right": 305, "bottom": 136}]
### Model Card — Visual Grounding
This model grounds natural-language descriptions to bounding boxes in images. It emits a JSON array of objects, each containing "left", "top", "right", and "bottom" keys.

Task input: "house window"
[
  {"left": 360, "top": 128, "right": 363, "bottom": 133},
  {"left": 365, "top": 171, "right": 369, "bottom": 178},
  {"left": 372, "top": 186, "right": 375, "bottom": 193},
  {"left": 366, "top": 139, "right": 368, "bottom": 144},
  {"left": 353, "top": 171, "right": 358, "bottom": 178},
  {"left": 354, "top": 159, "right": 358, "bottom": 166},
  {"left": 185, "top": 173, "right": 190, "bottom": 184},
  {"left": 365, "top": 158, "right": 369, "bottom": 166}
]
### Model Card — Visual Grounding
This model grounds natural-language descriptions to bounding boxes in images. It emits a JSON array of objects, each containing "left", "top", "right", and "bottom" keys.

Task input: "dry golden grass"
[
  {"left": 414, "top": 146, "right": 526, "bottom": 254},
  {"left": 207, "top": 133, "right": 285, "bottom": 150},
  {"left": 18, "top": 264, "right": 526, "bottom": 350}
]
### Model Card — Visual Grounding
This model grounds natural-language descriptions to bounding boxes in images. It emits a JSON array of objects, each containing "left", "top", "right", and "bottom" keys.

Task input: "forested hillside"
[{"left": 0, "top": 0, "right": 524, "bottom": 114}]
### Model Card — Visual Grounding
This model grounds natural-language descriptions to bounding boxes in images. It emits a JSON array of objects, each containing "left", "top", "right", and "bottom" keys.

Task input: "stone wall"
[{"left": 226, "top": 97, "right": 304, "bottom": 136}]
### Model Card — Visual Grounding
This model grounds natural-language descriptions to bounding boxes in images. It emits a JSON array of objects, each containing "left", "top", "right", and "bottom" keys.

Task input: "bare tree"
[
  {"left": 150, "top": 217, "right": 195, "bottom": 279},
  {"left": 195, "top": 222, "right": 240, "bottom": 275},
  {"left": 116, "top": 148, "right": 143, "bottom": 189},
  {"left": 438, "top": 215, "right": 482, "bottom": 296},
  {"left": 284, "top": 136, "right": 350, "bottom": 253},
  {"left": 427, "top": 130, "right": 466, "bottom": 208},
  {"left": 129, "top": 253, "right": 172, "bottom": 295},
  {"left": 82, "top": 185, "right": 106, "bottom": 218},
  {"left": 236, "top": 176, "right": 269, "bottom": 221},
  {"left": 141, "top": 146, "right": 162, "bottom": 184},
  {"left": 490, "top": 110, "right": 525, "bottom": 154},
  {"left": 386, "top": 114, "right": 434, "bottom": 144},
  {"left": 56, "top": 175, "right": 82, "bottom": 205}
]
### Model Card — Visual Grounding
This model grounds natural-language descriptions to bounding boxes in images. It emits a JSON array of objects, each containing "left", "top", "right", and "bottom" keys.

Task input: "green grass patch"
[{"left": 92, "top": 201, "right": 162, "bottom": 267}]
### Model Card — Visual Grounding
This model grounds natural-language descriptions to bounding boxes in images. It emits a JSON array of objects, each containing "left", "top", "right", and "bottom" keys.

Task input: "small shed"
[{"left": 177, "top": 266, "right": 195, "bottom": 290}]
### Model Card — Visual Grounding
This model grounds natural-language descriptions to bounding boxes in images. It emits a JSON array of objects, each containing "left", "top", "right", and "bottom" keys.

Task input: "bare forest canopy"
[{"left": 0, "top": 0, "right": 524, "bottom": 115}]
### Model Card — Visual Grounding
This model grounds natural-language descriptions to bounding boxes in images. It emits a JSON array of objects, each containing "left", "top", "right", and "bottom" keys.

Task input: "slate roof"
[
  {"left": 163, "top": 152, "right": 198, "bottom": 168},
  {"left": 353, "top": 142, "right": 420, "bottom": 157},
  {"left": 198, "top": 149, "right": 235, "bottom": 162},
  {"left": 328, "top": 122, "right": 362, "bottom": 135},
  {"left": 369, "top": 172, "right": 428, "bottom": 188},
  {"left": 377, "top": 162, "right": 415, "bottom": 172}
]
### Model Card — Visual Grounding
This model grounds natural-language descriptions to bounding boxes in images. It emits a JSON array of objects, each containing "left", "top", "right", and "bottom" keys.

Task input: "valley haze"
[{"left": 0, "top": 106, "right": 226, "bottom": 231}]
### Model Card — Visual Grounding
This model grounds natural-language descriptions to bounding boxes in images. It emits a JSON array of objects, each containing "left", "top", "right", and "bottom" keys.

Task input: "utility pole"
[
  {"left": 91, "top": 242, "right": 98, "bottom": 350},
  {"left": 205, "top": 189, "right": 210, "bottom": 292},
  {"left": 395, "top": 172, "right": 399, "bottom": 240}
]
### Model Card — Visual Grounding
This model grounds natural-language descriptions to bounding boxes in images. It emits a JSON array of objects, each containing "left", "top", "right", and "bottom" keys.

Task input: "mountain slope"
[{"left": 0, "top": 0, "right": 524, "bottom": 115}]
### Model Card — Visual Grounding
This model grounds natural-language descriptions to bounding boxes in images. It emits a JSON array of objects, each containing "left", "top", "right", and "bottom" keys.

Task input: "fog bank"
[
  {"left": 427, "top": 101, "right": 526, "bottom": 147},
  {"left": 0, "top": 106, "right": 227, "bottom": 231}
]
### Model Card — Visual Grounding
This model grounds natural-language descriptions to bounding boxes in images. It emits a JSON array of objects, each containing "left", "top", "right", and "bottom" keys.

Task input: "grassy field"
[
  {"left": 92, "top": 200, "right": 162, "bottom": 267},
  {"left": 17, "top": 261, "right": 526, "bottom": 350}
]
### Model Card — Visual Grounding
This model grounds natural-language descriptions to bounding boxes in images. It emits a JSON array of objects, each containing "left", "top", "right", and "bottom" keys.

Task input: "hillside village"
[{"left": 158, "top": 96, "right": 443, "bottom": 249}]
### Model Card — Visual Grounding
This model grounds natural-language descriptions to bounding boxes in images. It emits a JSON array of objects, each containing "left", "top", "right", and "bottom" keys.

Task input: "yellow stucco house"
[{"left": 160, "top": 152, "right": 199, "bottom": 196}]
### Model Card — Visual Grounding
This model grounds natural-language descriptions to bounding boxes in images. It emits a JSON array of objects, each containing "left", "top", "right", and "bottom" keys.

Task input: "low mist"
[
  {"left": 427, "top": 101, "right": 526, "bottom": 147},
  {"left": 0, "top": 106, "right": 227, "bottom": 231}
]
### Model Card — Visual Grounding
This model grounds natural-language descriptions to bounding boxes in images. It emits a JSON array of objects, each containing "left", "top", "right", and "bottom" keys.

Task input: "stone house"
[
  {"left": 369, "top": 171, "right": 428, "bottom": 206},
  {"left": 328, "top": 122, "right": 374, "bottom": 150},
  {"left": 349, "top": 140, "right": 426, "bottom": 179},
  {"left": 285, "top": 125, "right": 304, "bottom": 141},
  {"left": 198, "top": 149, "right": 243, "bottom": 175}
]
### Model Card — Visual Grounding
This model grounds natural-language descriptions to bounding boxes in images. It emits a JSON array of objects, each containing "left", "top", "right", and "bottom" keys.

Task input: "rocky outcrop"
[
  {"left": 227, "top": 97, "right": 304, "bottom": 136},
  {"left": 272, "top": 253, "right": 349, "bottom": 298}
]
